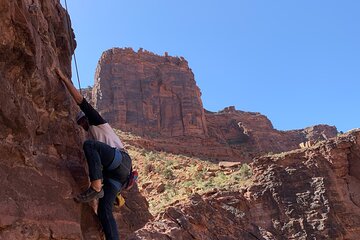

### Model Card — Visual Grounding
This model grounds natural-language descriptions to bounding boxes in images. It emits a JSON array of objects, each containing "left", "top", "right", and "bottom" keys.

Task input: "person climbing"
[{"left": 55, "top": 67, "right": 131, "bottom": 240}]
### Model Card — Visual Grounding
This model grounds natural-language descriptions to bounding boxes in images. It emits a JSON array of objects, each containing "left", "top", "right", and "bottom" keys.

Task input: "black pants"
[
  {"left": 83, "top": 140, "right": 115, "bottom": 181},
  {"left": 83, "top": 140, "right": 131, "bottom": 240}
]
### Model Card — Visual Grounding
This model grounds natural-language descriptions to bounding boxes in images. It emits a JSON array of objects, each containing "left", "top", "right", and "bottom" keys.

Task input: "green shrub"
[
  {"left": 144, "top": 162, "right": 155, "bottom": 174},
  {"left": 163, "top": 168, "right": 174, "bottom": 180},
  {"left": 239, "top": 163, "right": 252, "bottom": 178},
  {"left": 145, "top": 151, "right": 157, "bottom": 162}
]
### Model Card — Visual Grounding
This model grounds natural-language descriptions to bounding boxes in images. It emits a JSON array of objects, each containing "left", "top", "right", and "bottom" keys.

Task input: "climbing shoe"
[{"left": 74, "top": 187, "right": 104, "bottom": 203}]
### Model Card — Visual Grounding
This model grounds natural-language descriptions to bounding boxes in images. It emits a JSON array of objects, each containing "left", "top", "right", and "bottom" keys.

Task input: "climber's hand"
[{"left": 54, "top": 67, "right": 83, "bottom": 104}]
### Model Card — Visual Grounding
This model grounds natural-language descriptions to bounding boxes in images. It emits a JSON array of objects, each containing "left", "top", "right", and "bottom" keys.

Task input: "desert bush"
[
  {"left": 163, "top": 168, "right": 174, "bottom": 180},
  {"left": 239, "top": 163, "right": 252, "bottom": 178},
  {"left": 144, "top": 162, "right": 155, "bottom": 174},
  {"left": 145, "top": 151, "right": 157, "bottom": 162}
]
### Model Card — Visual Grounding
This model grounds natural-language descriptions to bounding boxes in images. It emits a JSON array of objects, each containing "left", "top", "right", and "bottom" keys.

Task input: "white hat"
[{"left": 76, "top": 111, "right": 86, "bottom": 123}]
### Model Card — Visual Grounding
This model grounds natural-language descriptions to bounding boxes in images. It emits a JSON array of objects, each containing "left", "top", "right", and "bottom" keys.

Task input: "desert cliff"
[
  {"left": 0, "top": 1, "right": 150, "bottom": 239},
  {"left": 90, "top": 48, "right": 337, "bottom": 162},
  {"left": 130, "top": 130, "right": 360, "bottom": 239},
  {"left": 1, "top": 1, "right": 358, "bottom": 240}
]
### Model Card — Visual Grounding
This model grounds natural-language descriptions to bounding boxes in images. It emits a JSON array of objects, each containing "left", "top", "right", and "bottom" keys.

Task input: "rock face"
[
  {"left": 113, "top": 106, "right": 337, "bottom": 163},
  {"left": 0, "top": 1, "right": 151, "bottom": 239},
  {"left": 93, "top": 48, "right": 207, "bottom": 137},
  {"left": 0, "top": 1, "right": 84, "bottom": 238},
  {"left": 91, "top": 49, "right": 337, "bottom": 162},
  {"left": 116, "top": 186, "right": 153, "bottom": 239},
  {"left": 2, "top": 1, "right": 349, "bottom": 240},
  {"left": 130, "top": 130, "right": 360, "bottom": 239},
  {"left": 205, "top": 106, "right": 338, "bottom": 160}
]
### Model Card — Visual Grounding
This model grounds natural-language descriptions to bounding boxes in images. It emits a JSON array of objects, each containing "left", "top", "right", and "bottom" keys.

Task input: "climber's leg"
[
  {"left": 98, "top": 181, "right": 120, "bottom": 240},
  {"left": 75, "top": 140, "right": 116, "bottom": 202}
]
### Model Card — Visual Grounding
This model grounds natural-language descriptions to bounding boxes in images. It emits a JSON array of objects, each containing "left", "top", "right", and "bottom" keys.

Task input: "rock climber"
[{"left": 55, "top": 68, "right": 131, "bottom": 240}]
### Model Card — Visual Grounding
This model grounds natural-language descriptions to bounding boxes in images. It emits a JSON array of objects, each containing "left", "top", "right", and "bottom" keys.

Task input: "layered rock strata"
[
  {"left": 93, "top": 48, "right": 207, "bottom": 137},
  {"left": 130, "top": 130, "right": 360, "bottom": 239},
  {"left": 0, "top": 1, "right": 84, "bottom": 238},
  {"left": 113, "top": 106, "right": 337, "bottom": 162},
  {"left": 0, "top": 1, "right": 151, "bottom": 239},
  {"left": 91, "top": 48, "right": 337, "bottom": 162},
  {"left": 205, "top": 106, "right": 338, "bottom": 161}
]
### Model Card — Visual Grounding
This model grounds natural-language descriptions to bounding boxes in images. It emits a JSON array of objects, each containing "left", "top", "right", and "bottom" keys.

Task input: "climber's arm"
[{"left": 55, "top": 68, "right": 83, "bottom": 104}]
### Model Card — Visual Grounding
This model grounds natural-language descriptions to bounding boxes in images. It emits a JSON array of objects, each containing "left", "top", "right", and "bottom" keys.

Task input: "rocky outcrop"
[
  {"left": 205, "top": 106, "right": 338, "bottom": 160},
  {"left": 130, "top": 130, "right": 360, "bottom": 239},
  {"left": 0, "top": 1, "right": 84, "bottom": 238},
  {"left": 93, "top": 47, "right": 207, "bottom": 137},
  {"left": 121, "top": 106, "right": 337, "bottom": 163},
  {"left": 91, "top": 49, "right": 337, "bottom": 162},
  {"left": 116, "top": 186, "right": 153, "bottom": 239},
  {"left": 2, "top": 1, "right": 348, "bottom": 239},
  {"left": 0, "top": 1, "right": 151, "bottom": 239}
]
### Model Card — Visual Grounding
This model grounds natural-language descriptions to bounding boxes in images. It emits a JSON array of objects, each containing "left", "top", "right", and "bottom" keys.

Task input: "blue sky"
[{"left": 60, "top": 0, "right": 360, "bottom": 132}]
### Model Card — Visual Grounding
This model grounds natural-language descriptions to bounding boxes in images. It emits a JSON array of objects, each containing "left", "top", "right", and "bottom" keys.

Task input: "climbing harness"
[{"left": 63, "top": 0, "right": 82, "bottom": 94}]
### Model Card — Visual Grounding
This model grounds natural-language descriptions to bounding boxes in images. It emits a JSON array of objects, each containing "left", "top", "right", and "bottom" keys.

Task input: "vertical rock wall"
[
  {"left": 0, "top": 1, "right": 151, "bottom": 239},
  {"left": 0, "top": 0, "right": 87, "bottom": 238},
  {"left": 93, "top": 48, "right": 208, "bottom": 137}
]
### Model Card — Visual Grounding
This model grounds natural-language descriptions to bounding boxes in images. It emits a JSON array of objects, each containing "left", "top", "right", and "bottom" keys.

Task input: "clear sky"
[{"left": 60, "top": 0, "right": 359, "bottom": 132}]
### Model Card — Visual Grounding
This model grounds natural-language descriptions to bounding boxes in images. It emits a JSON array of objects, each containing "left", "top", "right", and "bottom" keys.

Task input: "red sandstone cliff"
[
  {"left": 129, "top": 130, "right": 360, "bottom": 239},
  {"left": 0, "top": 1, "right": 151, "bottom": 239},
  {"left": 91, "top": 50, "right": 337, "bottom": 162},
  {"left": 0, "top": 1, "right": 84, "bottom": 238},
  {"left": 2, "top": 1, "right": 352, "bottom": 239},
  {"left": 205, "top": 106, "right": 338, "bottom": 160},
  {"left": 93, "top": 48, "right": 208, "bottom": 137}
]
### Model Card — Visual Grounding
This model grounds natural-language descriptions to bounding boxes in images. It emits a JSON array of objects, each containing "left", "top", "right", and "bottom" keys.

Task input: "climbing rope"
[{"left": 63, "top": 0, "right": 82, "bottom": 94}]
